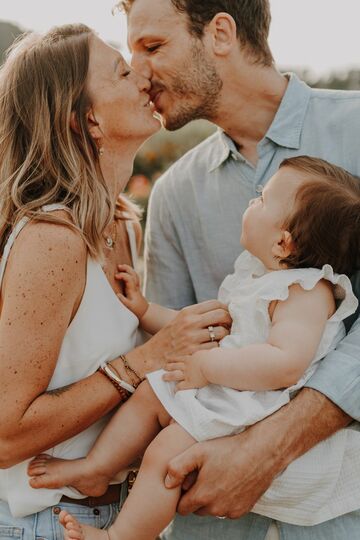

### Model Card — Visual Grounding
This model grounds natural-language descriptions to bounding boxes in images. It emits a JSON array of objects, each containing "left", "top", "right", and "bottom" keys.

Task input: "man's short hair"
[{"left": 119, "top": 0, "right": 274, "bottom": 66}]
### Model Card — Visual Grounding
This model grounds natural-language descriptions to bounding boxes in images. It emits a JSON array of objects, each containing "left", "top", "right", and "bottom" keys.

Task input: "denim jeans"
[
  {"left": 0, "top": 482, "right": 128, "bottom": 540},
  {"left": 162, "top": 510, "right": 360, "bottom": 540}
]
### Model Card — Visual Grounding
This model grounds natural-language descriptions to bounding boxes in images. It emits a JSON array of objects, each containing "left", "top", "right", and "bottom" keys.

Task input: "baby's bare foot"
[
  {"left": 28, "top": 454, "right": 110, "bottom": 496},
  {"left": 59, "top": 510, "right": 109, "bottom": 540}
]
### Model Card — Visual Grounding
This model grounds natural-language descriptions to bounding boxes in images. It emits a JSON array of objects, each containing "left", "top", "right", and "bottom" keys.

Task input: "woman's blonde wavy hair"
[{"left": 0, "top": 23, "right": 140, "bottom": 259}]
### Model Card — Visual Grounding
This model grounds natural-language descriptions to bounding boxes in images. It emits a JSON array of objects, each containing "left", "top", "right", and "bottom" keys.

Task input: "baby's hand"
[
  {"left": 115, "top": 264, "right": 149, "bottom": 319},
  {"left": 162, "top": 350, "right": 209, "bottom": 390}
]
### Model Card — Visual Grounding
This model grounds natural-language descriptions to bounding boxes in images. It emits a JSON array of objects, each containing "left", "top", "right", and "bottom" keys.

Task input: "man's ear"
[
  {"left": 206, "top": 13, "right": 237, "bottom": 56},
  {"left": 272, "top": 230, "right": 295, "bottom": 260}
]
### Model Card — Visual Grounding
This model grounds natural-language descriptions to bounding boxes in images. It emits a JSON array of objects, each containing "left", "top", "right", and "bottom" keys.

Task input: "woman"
[{"left": 0, "top": 24, "right": 230, "bottom": 538}]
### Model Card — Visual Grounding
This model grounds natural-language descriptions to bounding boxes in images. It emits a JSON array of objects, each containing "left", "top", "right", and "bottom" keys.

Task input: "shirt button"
[
  {"left": 53, "top": 506, "right": 61, "bottom": 515},
  {"left": 255, "top": 184, "right": 263, "bottom": 194},
  {"left": 93, "top": 508, "right": 100, "bottom": 515}
]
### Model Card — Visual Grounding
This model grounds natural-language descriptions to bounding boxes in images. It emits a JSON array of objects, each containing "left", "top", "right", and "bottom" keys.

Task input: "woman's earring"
[{"left": 98, "top": 147, "right": 104, "bottom": 156}]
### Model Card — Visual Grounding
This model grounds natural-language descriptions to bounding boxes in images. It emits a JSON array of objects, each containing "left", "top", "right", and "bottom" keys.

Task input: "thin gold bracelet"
[{"left": 120, "top": 354, "right": 143, "bottom": 388}]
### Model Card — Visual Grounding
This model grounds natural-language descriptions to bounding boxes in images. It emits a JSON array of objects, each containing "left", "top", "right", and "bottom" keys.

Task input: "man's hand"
[
  {"left": 164, "top": 388, "right": 351, "bottom": 518},
  {"left": 165, "top": 430, "right": 276, "bottom": 518}
]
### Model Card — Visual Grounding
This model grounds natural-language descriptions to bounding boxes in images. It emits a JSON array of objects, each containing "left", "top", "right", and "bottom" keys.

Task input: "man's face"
[{"left": 127, "top": 0, "right": 223, "bottom": 130}]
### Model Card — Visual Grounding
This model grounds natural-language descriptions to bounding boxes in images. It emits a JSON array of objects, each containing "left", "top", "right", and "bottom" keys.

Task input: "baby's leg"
[
  {"left": 58, "top": 423, "right": 196, "bottom": 540},
  {"left": 29, "top": 381, "right": 170, "bottom": 495},
  {"left": 109, "top": 422, "right": 196, "bottom": 540}
]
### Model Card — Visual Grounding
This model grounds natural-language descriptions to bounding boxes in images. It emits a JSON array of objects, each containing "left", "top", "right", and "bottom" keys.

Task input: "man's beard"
[{"left": 161, "top": 41, "right": 223, "bottom": 131}]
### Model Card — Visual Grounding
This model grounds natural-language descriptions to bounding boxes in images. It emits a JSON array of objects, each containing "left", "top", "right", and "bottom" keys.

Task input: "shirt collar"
[
  {"left": 265, "top": 73, "right": 312, "bottom": 149},
  {"left": 207, "top": 130, "right": 237, "bottom": 172},
  {"left": 208, "top": 73, "right": 312, "bottom": 172}
]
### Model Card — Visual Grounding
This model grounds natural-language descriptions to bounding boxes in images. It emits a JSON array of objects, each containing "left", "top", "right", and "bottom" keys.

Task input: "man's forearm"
[
  {"left": 251, "top": 387, "right": 351, "bottom": 471},
  {"left": 168, "top": 386, "right": 351, "bottom": 518}
]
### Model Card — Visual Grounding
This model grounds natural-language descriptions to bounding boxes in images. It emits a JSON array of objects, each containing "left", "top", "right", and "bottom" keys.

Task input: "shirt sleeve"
[
  {"left": 143, "top": 177, "right": 196, "bottom": 309},
  {"left": 305, "top": 314, "right": 360, "bottom": 421}
]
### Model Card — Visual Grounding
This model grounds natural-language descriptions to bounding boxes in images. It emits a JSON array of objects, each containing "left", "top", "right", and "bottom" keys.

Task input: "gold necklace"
[{"left": 104, "top": 219, "right": 117, "bottom": 249}]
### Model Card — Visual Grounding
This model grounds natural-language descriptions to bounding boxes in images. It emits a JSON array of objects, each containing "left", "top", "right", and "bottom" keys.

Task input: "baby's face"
[{"left": 241, "top": 167, "right": 305, "bottom": 268}]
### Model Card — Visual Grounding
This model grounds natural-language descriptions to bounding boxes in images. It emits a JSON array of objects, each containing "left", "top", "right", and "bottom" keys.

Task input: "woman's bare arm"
[
  {"left": 0, "top": 221, "right": 232, "bottom": 467},
  {"left": 0, "top": 221, "right": 126, "bottom": 467}
]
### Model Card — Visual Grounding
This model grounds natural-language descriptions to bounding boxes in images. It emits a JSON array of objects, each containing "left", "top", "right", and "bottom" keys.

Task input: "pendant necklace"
[{"left": 104, "top": 219, "right": 117, "bottom": 249}]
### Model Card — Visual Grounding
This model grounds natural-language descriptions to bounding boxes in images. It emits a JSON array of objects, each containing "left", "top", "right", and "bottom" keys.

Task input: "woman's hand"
[
  {"left": 124, "top": 300, "right": 231, "bottom": 376},
  {"left": 163, "top": 350, "right": 209, "bottom": 390}
]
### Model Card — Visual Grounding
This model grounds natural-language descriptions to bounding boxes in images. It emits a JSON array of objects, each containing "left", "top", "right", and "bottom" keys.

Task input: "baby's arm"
[
  {"left": 116, "top": 264, "right": 178, "bottom": 334},
  {"left": 165, "top": 280, "right": 335, "bottom": 391}
]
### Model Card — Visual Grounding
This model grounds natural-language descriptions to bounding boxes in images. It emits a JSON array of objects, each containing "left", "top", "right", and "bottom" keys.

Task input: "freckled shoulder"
[
  {"left": 2, "top": 215, "right": 87, "bottom": 305},
  {"left": 12, "top": 216, "right": 86, "bottom": 266}
]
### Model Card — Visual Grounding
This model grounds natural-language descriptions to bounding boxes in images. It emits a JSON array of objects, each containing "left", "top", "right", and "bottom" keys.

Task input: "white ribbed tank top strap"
[
  {"left": 41, "top": 203, "right": 69, "bottom": 213},
  {"left": 0, "top": 204, "right": 69, "bottom": 287},
  {"left": 0, "top": 217, "right": 30, "bottom": 287},
  {"left": 125, "top": 220, "right": 139, "bottom": 270}
]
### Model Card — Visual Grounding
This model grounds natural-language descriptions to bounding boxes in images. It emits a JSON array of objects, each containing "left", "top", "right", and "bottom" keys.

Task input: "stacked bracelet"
[
  {"left": 97, "top": 361, "right": 135, "bottom": 401},
  {"left": 120, "top": 354, "right": 144, "bottom": 388}
]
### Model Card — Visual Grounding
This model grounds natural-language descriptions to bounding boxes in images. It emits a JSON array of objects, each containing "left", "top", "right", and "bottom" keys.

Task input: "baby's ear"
[{"left": 272, "top": 230, "right": 295, "bottom": 260}]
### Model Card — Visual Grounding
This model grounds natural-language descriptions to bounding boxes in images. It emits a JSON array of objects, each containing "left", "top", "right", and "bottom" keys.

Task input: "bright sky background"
[{"left": 1, "top": 0, "right": 360, "bottom": 76}]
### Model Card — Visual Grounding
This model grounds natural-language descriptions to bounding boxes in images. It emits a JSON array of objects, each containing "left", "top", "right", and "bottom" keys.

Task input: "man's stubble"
[{"left": 161, "top": 40, "right": 223, "bottom": 131}]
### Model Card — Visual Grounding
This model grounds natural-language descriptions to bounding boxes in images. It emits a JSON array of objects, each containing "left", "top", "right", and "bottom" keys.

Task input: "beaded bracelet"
[{"left": 97, "top": 362, "right": 134, "bottom": 401}]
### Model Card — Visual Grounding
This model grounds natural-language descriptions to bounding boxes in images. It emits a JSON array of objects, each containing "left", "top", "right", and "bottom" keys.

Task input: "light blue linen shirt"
[{"left": 144, "top": 74, "right": 360, "bottom": 538}]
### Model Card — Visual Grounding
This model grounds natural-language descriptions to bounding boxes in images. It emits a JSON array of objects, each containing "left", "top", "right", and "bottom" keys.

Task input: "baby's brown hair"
[{"left": 279, "top": 156, "right": 360, "bottom": 276}]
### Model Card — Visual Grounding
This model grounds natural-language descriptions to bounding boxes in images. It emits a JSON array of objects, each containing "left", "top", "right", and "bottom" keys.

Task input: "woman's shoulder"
[
  {"left": 16, "top": 213, "right": 86, "bottom": 261},
  {"left": 3, "top": 213, "right": 87, "bottom": 295}
]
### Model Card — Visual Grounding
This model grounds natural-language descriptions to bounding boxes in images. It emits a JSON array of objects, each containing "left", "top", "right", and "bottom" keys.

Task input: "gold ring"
[{"left": 208, "top": 325, "right": 216, "bottom": 342}]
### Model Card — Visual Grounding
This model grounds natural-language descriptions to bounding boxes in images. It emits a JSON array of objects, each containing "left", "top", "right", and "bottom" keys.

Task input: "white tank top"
[{"left": 0, "top": 204, "right": 140, "bottom": 518}]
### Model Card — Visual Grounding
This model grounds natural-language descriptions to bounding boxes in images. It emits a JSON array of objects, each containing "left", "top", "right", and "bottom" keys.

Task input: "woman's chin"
[{"left": 142, "top": 117, "right": 162, "bottom": 140}]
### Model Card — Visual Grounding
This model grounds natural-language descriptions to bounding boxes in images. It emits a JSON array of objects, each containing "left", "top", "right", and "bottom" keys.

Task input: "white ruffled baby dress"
[{"left": 148, "top": 251, "right": 360, "bottom": 525}]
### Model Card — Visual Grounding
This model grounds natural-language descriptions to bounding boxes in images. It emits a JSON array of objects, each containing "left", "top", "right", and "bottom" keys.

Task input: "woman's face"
[{"left": 86, "top": 35, "right": 160, "bottom": 147}]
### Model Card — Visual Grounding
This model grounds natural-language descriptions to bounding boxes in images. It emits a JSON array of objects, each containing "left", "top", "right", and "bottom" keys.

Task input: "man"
[{"left": 120, "top": 0, "right": 360, "bottom": 538}]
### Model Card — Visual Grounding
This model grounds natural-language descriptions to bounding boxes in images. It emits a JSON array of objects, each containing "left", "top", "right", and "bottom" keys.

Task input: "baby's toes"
[
  {"left": 28, "top": 454, "right": 52, "bottom": 472},
  {"left": 65, "top": 526, "right": 83, "bottom": 540},
  {"left": 28, "top": 462, "right": 47, "bottom": 476},
  {"left": 29, "top": 474, "right": 50, "bottom": 489},
  {"left": 59, "top": 511, "right": 83, "bottom": 540},
  {"left": 28, "top": 465, "right": 46, "bottom": 476},
  {"left": 29, "top": 454, "right": 52, "bottom": 464}
]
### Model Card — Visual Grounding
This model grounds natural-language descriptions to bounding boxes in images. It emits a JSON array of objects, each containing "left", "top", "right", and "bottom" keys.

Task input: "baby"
[{"left": 28, "top": 156, "right": 360, "bottom": 539}]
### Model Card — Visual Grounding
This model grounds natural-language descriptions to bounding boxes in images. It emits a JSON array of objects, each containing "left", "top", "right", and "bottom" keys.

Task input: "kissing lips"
[{"left": 150, "top": 90, "right": 163, "bottom": 112}]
